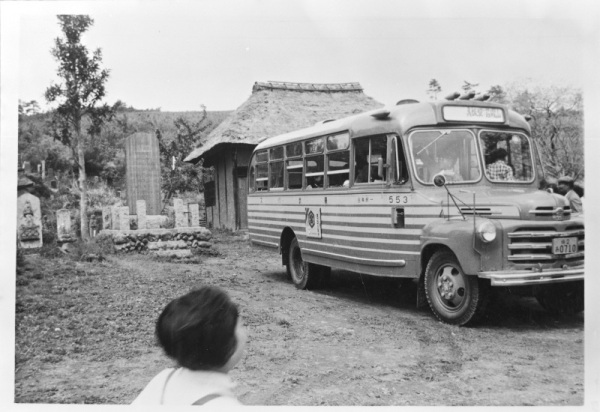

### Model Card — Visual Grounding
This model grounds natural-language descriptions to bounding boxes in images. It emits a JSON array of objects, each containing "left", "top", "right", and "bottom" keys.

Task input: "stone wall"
[{"left": 102, "top": 227, "right": 212, "bottom": 258}]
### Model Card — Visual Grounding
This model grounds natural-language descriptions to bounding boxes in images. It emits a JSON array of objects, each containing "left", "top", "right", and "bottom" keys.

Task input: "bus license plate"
[{"left": 552, "top": 237, "right": 578, "bottom": 255}]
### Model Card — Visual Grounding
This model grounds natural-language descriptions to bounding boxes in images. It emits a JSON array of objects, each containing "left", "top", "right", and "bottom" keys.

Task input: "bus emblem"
[{"left": 305, "top": 207, "right": 322, "bottom": 239}]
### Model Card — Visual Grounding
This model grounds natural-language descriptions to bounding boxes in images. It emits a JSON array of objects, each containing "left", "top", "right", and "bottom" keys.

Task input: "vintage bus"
[{"left": 246, "top": 95, "right": 584, "bottom": 325}]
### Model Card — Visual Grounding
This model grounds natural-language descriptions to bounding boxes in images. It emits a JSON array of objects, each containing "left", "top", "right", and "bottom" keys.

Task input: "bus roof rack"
[
  {"left": 459, "top": 91, "right": 476, "bottom": 100},
  {"left": 445, "top": 92, "right": 460, "bottom": 101},
  {"left": 473, "top": 93, "right": 491, "bottom": 101}
]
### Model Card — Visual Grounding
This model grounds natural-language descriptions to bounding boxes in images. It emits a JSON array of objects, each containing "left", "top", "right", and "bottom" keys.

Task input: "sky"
[
  {"left": 6, "top": 0, "right": 600, "bottom": 112},
  {"left": 2, "top": 1, "right": 600, "bottom": 408}
]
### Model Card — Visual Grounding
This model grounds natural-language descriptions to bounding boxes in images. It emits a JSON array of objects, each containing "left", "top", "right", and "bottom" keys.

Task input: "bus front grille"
[{"left": 507, "top": 225, "right": 585, "bottom": 265}]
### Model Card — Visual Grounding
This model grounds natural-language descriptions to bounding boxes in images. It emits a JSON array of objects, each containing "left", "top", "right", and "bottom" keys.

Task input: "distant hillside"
[
  {"left": 18, "top": 109, "right": 233, "bottom": 182},
  {"left": 19, "top": 109, "right": 232, "bottom": 143}
]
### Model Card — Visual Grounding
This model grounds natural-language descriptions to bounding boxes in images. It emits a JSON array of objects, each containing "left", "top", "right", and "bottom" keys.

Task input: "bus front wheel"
[
  {"left": 287, "top": 237, "right": 324, "bottom": 290},
  {"left": 424, "top": 251, "right": 488, "bottom": 325}
]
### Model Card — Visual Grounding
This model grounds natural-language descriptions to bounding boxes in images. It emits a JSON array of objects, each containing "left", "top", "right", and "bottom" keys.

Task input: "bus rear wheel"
[
  {"left": 424, "top": 251, "right": 488, "bottom": 325},
  {"left": 287, "top": 237, "right": 325, "bottom": 290}
]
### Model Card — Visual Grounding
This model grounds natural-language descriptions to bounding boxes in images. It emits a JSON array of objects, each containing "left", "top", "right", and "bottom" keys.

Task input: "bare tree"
[{"left": 506, "top": 82, "right": 583, "bottom": 181}]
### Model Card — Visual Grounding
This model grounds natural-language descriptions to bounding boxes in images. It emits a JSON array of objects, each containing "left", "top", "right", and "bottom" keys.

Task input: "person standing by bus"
[{"left": 556, "top": 176, "right": 583, "bottom": 214}]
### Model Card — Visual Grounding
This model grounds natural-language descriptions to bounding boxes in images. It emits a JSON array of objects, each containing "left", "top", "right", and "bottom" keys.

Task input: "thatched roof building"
[
  {"left": 184, "top": 81, "right": 383, "bottom": 231},
  {"left": 184, "top": 81, "right": 383, "bottom": 165}
]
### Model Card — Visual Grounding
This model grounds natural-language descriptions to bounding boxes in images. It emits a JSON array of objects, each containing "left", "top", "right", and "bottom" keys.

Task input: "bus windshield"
[
  {"left": 480, "top": 131, "right": 535, "bottom": 183},
  {"left": 409, "top": 129, "right": 481, "bottom": 184}
]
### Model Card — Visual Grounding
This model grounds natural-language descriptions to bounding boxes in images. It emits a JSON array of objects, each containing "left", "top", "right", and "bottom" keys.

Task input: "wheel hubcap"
[
  {"left": 436, "top": 265, "right": 466, "bottom": 308},
  {"left": 292, "top": 248, "right": 305, "bottom": 281}
]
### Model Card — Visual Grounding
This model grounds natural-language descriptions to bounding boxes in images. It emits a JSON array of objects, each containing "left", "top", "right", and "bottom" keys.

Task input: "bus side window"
[
  {"left": 256, "top": 164, "right": 268, "bottom": 191},
  {"left": 326, "top": 133, "right": 350, "bottom": 188},
  {"left": 286, "top": 159, "right": 303, "bottom": 189},
  {"left": 285, "top": 142, "right": 303, "bottom": 190},
  {"left": 327, "top": 150, "right": 349, "bottom": 187},
  {"left": 354, "top": 138, "right": 370, "bottom": 183},
  {"left": 270, "top": 161, "right": 284, "bottom": 189},
  {"left": 354, "top": 135, "right": 387, "bottom": 184},
  {"left": 248, "top": 165, "right": 255, "bottom": 192},
  {"left": 253, "top": 150, "right": 269, "bottom": 191},
  {"left": 305, "top": 156, "right": 324, "bottom": 189}
]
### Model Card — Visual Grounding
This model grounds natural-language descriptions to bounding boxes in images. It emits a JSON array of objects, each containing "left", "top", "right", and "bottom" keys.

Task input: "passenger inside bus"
[
  {"left": 354, "top": 136, "right": 387, "bottom": 183},
  {"left": 432, "top": 151, "right": 463, "bottom": 182},
  {"left": 486, "top": 148, "right": 514, "bottom": 181},
  {"left": 306, "top": 175, "right": 324, "bottom": 189}
]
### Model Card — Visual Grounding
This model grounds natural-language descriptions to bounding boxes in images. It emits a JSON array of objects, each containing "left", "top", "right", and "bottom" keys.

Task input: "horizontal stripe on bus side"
[
  {"left": 248, "top": 224, "right": 420, "bottom": 249},
  {"left": 303, "top": 248, "right": 407, "bottom": 267},
  {"left": 248, "top": 207, "right": 445, "bottom": 221},
  {"left": 249, "top": 201, "right": 519, "bottom": 218},
  {"left": 248, "top": 217, "right": 424, "bottom": 232},
  {"left": 300, "top": 239, "right": 420, "bottom": 257},
  {"left": 249, "top": 217, "right": 422, "bottom": 237},
  {"left": 248, "top": 202, "right": 447, "bottom": 216}
]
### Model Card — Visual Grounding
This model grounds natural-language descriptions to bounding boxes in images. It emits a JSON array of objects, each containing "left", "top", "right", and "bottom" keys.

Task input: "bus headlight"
[{"left": 477, "top": 220, "right": 497, "bottom": 243}]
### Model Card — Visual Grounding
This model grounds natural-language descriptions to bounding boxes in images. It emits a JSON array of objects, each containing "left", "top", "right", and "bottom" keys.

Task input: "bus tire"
[
  {"left": 534, "top": 282, "right": 583, "bottom": 315},
  {"left": 424, "top": 251, "right": 488, "bottom": 325},
  {"left": 288, "top": 237, "right": 321, "bottom": 290}
]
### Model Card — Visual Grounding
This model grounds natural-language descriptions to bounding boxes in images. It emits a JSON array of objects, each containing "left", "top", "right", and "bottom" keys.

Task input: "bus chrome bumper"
[{"left": 478, "top": 265, "right": 584, "bottom": 287}]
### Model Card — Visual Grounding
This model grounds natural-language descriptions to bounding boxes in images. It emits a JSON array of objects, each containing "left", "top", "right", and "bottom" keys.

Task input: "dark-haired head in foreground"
[{"left": 156, "top": 286, "right": 245, "bottom": 372}]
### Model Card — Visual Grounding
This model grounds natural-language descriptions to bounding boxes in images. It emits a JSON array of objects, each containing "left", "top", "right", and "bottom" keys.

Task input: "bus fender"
[{"left": 419, "top": 218, "right": 482, "bottom": 276}]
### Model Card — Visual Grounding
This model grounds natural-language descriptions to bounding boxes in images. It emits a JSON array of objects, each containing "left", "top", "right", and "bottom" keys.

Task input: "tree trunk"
[{"left": 77, "top": 135, "right": 89, "bottom": 240}]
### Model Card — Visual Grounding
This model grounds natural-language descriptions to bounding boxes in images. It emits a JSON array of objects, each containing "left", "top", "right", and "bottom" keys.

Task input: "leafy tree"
[
  {"left": 157, "top": 106, "right": 212, "bottom": 206},
  {"left": 45, "top": 15, "right": 114, "bottom": 239},
  {"left": 486, "top": 85, "right": 507, "bottom": 104},
  {"left": 506, "top": 82, "right": 583, "bottom": 181},
  {"left": 19, "top": 100, "right": 42, "bottom": 116},
  {"left": 427, "top": 79, "right": 442, "bottom": 100}
]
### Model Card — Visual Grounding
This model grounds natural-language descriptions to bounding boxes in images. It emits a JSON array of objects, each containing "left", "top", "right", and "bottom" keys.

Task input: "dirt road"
[{"left": 15, "top": 232, "right": 584, "bottom": 405}]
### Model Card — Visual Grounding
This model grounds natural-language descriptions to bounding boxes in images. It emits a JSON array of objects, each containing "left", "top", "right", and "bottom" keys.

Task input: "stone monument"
[
  {"left": 125, "top": 132, "right": 161, "bottom": 215},
  {"left": 17, "top": 193, "right": 42, "bottom": 248},
  {"left": 56, "top": 209, "right": 75, "bottom": 243},
  {"left": 174, "top": 198, "right": 188, "bottom": 228}
]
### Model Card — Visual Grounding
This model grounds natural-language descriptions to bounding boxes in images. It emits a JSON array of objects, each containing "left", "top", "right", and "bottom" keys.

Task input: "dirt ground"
[{"left": 15, "top": 231, "right": 584, "bottom": 406}]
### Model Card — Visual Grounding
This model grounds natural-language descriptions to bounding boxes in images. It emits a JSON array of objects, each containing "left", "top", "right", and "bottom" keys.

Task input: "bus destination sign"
[{"left": 443, "top": 106, "right": 505, "bottom": 123}]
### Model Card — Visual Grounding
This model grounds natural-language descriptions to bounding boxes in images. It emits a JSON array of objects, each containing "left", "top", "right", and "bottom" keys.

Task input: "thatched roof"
[{"left": 184, "top": 81, "right": 383, "bottom": 165}]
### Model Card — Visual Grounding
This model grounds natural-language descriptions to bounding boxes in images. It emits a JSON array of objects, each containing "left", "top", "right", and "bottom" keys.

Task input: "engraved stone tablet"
[
  {"left": 188, "top": 204, "right": 200, "bottom": 227},
  {"left": 136, "top": 200, "right": 147, "bottom": 230},
  {"left": 119, "top": 206, "right": 130, "bottom": 230},
  {"left": 125, "top": 132, "right": 161, "bottom": 215},
  {"left": 174, "top": 198, "right": 187, "bottom": 228}
]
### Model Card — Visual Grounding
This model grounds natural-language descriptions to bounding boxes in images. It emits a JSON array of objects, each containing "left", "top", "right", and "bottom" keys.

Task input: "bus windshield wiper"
[{"left": 417, "top": 130, "right": 450, "bottom": 155}]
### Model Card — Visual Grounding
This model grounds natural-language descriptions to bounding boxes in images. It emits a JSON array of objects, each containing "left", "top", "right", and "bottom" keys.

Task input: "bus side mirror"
[
  {"left": 378, "top": 157, "right": 384, "bottom": 179},
  {"left": 433, "top": 174, "right": 446, "bottom": 187}
]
